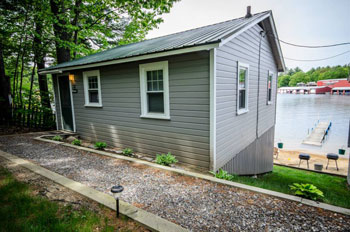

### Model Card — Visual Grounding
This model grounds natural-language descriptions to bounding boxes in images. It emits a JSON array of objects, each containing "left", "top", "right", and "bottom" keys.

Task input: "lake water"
[{"left": 275, "top": 94, "right": 350, "bottom": 157}]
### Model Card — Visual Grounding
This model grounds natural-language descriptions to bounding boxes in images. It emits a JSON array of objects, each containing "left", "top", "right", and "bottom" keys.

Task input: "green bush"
[
  {"left": 52, "top": 135, "right": 63, "bottom": 141},
  {"left": 210, "top": 169, "right": 236, "bottom": 181},
  {"left": 155, "top": 152, "right": 178, "bottom": 166},
  {"left": 94, "top": 142, "right": 107, "bottom": 150},
  {"left": 71, "top": 139, "right": 81, "bottom": 146},
  {"left": 289, "top": 183, "right": 324, "bottom": 201},
  {"left": 122, "top": 148, "right": 133, "bottom": 156}
]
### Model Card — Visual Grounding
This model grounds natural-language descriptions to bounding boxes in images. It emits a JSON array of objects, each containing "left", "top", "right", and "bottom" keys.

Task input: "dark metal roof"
[{"left": 42, "top": 11, "right": 271, "bottom": 71}]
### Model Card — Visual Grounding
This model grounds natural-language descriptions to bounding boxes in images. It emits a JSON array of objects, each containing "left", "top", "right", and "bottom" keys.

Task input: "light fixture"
[
  {"left": 111, "top": 185, "right": 124, "bottom": 218},
  {"left": 69, "top": 74, "right": 75, "bottom": 85}
]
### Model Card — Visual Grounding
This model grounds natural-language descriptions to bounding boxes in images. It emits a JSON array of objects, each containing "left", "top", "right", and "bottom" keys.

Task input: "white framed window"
[
  {"left": 237, "top": 62, "right": 249, "bottom": 115},
  {"left": 139, "top": 61, "right": 170, "bottom": 119},
  {"left": 83, "top": 70, "right": 102, "bottom": 107},
  {"left": 267, "top": 70, "right": 273, "bottom": 104}
]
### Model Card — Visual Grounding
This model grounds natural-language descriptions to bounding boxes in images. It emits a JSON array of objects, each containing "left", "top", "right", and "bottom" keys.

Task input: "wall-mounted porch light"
[
  {"left": 111, "top": 185, "right": 124, "bottom": 218},
  {"left": 69, "top": 74, "right": 75, "bottom": 85}
]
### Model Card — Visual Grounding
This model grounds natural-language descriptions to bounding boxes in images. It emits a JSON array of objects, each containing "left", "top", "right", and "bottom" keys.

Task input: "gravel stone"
[
  {"left": 66, "top": 136, "right": 78, "bottom": 143},
  {"left": 0, "top": 133, "right": 349, "bottom": 231}
]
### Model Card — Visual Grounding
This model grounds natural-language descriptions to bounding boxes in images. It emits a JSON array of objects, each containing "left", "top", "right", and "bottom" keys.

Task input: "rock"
[
  {"left": 135, "top": 154, "right": 143, "bottom": 159},
  {"left": 66, "top": 136, "right": 78, "bottom": 143},
  {"left": 141, "top": 157, "right": 153, "bottom": 162},
  {"left": 104, "top": 148, "right": 116, "bottom": 153}
]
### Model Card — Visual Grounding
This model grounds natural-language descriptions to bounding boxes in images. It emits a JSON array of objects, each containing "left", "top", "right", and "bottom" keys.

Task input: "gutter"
[{"left": 39, "top": 69, "right": 63, "bottom": 75}]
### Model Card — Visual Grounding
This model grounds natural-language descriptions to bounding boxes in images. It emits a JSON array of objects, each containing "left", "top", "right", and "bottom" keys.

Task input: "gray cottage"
[{"left": 40, "top": 9, "right": 285, "bottom": 175}]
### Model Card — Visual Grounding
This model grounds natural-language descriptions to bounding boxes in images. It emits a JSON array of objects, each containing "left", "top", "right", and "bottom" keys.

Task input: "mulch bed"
[{"left": 0, "top": 132, "right": 349, "bottom": 231}]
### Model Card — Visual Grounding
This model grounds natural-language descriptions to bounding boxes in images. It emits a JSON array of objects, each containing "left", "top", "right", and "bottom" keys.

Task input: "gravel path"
[{"left": 0, "top": 133, "right": 349, "bottom": 231}]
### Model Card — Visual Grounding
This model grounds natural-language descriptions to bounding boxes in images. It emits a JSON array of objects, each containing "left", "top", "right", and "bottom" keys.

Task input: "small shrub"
[
  {"left": 71, "top": 139, "right": 81, "bottom": 146},
  {"left": 289, "top": 183, "right": 324, "bottom": 201},
  {"left": 122, "top": 148, "right": 133, "bottom": 156},
  {"left": 155, "top": 152, "right": 178, "bottom": 166},
  {"left": 94, "top": 142, "right": 107, "bottom": 150},
  {"left": 52, "top": 135, "right": 63, "bottom": 141},
  {"left": 210, "top": 169, "right": 236, "bottom": 181}
]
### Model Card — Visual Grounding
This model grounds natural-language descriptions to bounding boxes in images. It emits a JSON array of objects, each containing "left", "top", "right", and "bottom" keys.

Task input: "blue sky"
[{"left": 147, "top": 0, "right": 350, "bottom": 72}]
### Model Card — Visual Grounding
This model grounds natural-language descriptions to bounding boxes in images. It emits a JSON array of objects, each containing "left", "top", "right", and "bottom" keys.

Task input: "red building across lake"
[{"left": 317, "top": 78, "right": 350, "bottom": 95}]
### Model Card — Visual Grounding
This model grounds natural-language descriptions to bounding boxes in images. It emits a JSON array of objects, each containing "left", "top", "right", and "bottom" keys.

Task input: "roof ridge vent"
[{"left": 245, "top": 6, "right": 252, "bottom": 18}]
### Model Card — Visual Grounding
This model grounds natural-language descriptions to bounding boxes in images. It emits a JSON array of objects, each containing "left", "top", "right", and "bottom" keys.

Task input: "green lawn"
[
  {"left": 0, "top": 167, "right": 141, "bottom": 232},
  {"left": 219, "top": 165, "right": 350, "bottom": 209}
]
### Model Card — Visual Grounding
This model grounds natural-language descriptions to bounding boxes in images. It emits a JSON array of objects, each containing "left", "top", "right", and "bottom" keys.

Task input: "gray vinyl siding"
[
  {"left": 70, "top": 51, "right": 210, "bottom": 168},
  {"left": 215, "top": 24, "right": 278, "bottom": 170},
  {"left": 52, "top": 75, "right": 62, "bottom": 130}
]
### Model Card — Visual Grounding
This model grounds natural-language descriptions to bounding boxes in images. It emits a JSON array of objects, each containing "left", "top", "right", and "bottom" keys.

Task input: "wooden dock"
[{"left": 302, "top": 121, "right": 331, "bottom": 146}]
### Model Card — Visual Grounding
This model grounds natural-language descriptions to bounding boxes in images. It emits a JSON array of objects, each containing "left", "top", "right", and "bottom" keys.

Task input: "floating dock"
[{"left": 302, "top": 121, "right": 331, "bottom": 146}]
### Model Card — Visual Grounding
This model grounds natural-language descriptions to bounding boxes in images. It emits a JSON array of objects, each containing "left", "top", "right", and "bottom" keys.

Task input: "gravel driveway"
[{"left": 0, "top": 133, "right": 349, "bottom": 231}]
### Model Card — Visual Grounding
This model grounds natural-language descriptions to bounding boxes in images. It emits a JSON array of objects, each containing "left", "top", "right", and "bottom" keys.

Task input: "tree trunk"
[
  {"left": 27, "top": 62, "right": 36, "bottom": 111},
  {"left": 18, "top": 34, "right": 28, "bottom": 107},
  {"left": 0, "top": 42, "right": 11, "bottom": 125},
  {"left": 12, "top": 13, "right": 29, "bottom": 106},
  {"left": 37, "top": 60, "right": 50, "bottom": 109},
  {"left": 72, "top": 0, "right": 82, "bottom": 59},
  {"left": 27, "top": 62, "right": 36, "bottom": 127},
  {"left": 50, "top": 0, "right": 71, "bottom": 64},
  {"left": 33, "top": 17, "right": 51, "bottom": 110}
]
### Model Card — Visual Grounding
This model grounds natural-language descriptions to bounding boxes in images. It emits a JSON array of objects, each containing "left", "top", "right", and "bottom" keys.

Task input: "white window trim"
[
  {"left": 83, "top": 70, "right": 102, "bottom": 107},
  {"left": 267, "top": 70, "right": 273, "bottom": 105},
  {"left": 237, "top": 62, "right": 249, "bottom": 115},
  {"left": 139, "top": 61, "right": 170, "bottom": 120}
]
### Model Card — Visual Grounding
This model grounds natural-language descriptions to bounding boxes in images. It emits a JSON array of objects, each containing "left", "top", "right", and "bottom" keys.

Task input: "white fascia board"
[
  {"left": 218, "top": 12, "right": 285, "bottom": 72},
  {"left": 39, "top": 43, "right": 220, "bottom": 75},
  {"left": 39, "top": 69, "right": 63, "bottom": 75},
  {"left": 267, "top": 13, "right": 286, "bottom": 71},
  {"left": 219, "top": 13, "right": 271, "bottom": 47}
]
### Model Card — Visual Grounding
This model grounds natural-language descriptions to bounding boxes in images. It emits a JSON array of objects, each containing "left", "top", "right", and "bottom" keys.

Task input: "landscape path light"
[{"left": 111, "top": 185, "right": 124, "bottom": 218}]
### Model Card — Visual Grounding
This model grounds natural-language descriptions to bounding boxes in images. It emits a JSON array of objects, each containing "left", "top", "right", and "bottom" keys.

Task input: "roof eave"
[
  {"left": 267, "top": 12, "right": 286, "bottom": 72},
  {"left": 38, "top": 42, "right": 220, "bottom": 75}
]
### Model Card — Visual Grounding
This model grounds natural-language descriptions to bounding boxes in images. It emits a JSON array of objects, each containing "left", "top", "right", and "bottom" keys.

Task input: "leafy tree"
[
  {"left": 279, "top": 65, "right": 350, "bottom": 87},
  {"left": 0, "top": 0, "right": 178, "bottom": 127},
  {"left": 286, "top": 66, "right": 303, "bottom": 76},
  {"left": 278, "top": 75, "right": 291, "bottom": 87},
  {"left": 289, "top": 71, "right": 309, "bottom": 86},
  {"left": 48, "top": 0, "right": 178, "bottom": 64}
]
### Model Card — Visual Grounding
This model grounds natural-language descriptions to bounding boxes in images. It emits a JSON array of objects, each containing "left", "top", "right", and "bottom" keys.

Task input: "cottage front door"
[{"left": 58, "top": 76, "right": 74, "bottom": 131}]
